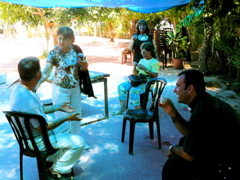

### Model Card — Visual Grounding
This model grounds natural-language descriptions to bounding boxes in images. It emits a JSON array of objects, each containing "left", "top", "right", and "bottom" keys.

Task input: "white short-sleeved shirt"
[{"left": 10, "top": 84, "right": 48, "bottom": 137}]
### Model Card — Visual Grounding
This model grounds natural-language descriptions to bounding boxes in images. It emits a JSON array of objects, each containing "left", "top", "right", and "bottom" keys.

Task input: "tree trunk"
[
  {"left": 107, "top": 21, "right": 115, "bottom": 42},
  {"left": 34, "top": 8, "right": 53, "bottom": 51},
  {"left": 99, "top": 21, "right": 102, "bottom": 38},
  {"left": 93, "top": 22, "right": 97, "bottom": 38},
  {"left": 198, "top": 25, "right": 213, "bottom": 74}
]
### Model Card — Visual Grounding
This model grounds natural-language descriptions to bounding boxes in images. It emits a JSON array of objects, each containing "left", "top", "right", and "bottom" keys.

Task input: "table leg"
[{"left": 103, "top": 78, "right": 109, "bottom": 118}]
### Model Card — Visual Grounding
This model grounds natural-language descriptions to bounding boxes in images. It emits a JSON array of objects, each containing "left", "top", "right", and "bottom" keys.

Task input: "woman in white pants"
[{"left": 37, "top": 26, "right": 89, "bottom": 148}]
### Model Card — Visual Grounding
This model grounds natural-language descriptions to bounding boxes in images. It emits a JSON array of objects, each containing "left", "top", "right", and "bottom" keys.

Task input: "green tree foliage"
[
  {"left": 0, "top": 2, "right": 41, "bottom": 26},
  {"left": 189, "top": 0, "right": 240, "bottom": 76}
]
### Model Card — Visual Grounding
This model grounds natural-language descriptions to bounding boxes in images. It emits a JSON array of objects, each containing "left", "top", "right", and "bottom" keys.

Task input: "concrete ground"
[{"left": 0, "top": 36, "right": 239, "bottom": 180}]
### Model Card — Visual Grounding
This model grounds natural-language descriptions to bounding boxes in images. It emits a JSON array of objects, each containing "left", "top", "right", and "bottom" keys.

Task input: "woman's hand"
[
  {"left": 137, "top": 64, "right": 146, "bottom": 70},
  {"left": 133, "top": 61, "right": 138, "bottom": 66},
  {"left": 132, "top": 34, "right": 137, "bottom": 41},
  {"left": 58, "top": 102, "right": 76, "bottom": 113},
  {"left": 78, "top": 57, "right": 88, "bottom": 71}
]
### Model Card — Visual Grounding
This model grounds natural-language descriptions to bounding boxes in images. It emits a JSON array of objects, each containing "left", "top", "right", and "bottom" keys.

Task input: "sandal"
[{"left": 48, "top": 167, "right": 62, "bottom": 179}]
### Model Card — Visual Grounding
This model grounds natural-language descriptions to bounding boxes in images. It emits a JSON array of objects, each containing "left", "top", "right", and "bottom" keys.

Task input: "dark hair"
[
  {"left": 18, "top": 57, "right": 40, "bottom": 82},
  {"left": 140, "top": 42, "right": 154, "bottom": 56},
  {"left": 135, "top": 19, "right": 150, "bottom": 35},
  {"left": 56, "top": 26, "right": 75, "bottom": 42},
  {"left": 178, "top": 69, "right": 206, "bottom": 94}
]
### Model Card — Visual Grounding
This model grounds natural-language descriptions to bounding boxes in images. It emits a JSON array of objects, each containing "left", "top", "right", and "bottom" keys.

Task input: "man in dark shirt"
[{"left": 159, "top": 69, "right": 240, "bottom": 180}]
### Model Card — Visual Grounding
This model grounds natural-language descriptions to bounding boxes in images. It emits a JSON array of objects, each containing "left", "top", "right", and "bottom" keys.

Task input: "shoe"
[
  {"left": 46, "top": 161, "right": 54, "bottom": 169},
  {"left": 61, "top": 168, "right": 74, "bottom": 178},
  {"left": 111, "top": 111, "right": 124, "bottom": 116},
  {"left": 48, "top": 167, "right": 62, "bottom": 179},
  {"left": 84, "top": 143, "right": 90, "bottom": 150},
  {"left": 61, "top": 172, "right": 72, "bottom": 178}
]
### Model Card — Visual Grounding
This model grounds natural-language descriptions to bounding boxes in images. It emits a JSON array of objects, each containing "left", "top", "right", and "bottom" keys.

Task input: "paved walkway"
[{"left": 0, "top": 36, "right": 239, "bottom": 180}]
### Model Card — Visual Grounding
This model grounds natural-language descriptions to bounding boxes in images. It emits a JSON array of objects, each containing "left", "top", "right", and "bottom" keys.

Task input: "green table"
[
  {"left": 89, "top": 71, "right": 110, "bottom": 119},
  {"left": 47, "top": 71, "right": 110, "bottom": 119}
]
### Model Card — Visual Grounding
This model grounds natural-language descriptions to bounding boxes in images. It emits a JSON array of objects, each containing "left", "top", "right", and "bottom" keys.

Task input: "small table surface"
[
  {"left": 47, "top": 70, "right": 110, "bottom": 83},
  {"left": 89, "top": 71, "right": 110, "bottom": 82}
]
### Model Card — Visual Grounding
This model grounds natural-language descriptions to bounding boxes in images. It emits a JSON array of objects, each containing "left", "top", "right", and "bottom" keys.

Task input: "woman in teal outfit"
[{"left": 112, "top": 42, "right": 160, "bottom": 115}]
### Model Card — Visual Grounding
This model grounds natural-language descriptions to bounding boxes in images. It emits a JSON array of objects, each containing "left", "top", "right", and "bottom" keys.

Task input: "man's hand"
[
  {"left": 66, "top": 112, "right": 82, "bottom": 121},
  {"left": 166, "top": 148, "right": 174, "bottom": 158},
  {"left": 59, "top": 102, "right": 75, "bottom": 113},
  {"left": 46, "top": 112, "right": 82, "bottom": 130},
  {"left": 158, "top": 98, "right": 177, "bottom": 117}
]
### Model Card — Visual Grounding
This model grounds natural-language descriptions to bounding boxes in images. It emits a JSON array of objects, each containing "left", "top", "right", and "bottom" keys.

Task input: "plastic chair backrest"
[
  {"left": 163, "top": 28, "right": 173, "bottom": 33},
  {"left": 141, "top": 78, "right": 167, "bottom": 115},
  {"left": 3, "top": 111, "right": 56, "bottom": 157},
  {"left": 156, "top": 30, "right": 166, "bottom": 47}
]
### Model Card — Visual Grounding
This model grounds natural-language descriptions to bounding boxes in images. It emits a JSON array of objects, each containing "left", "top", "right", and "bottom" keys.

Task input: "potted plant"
[{"left": 166, "top": 25, "right": 190, "bottom": 69}]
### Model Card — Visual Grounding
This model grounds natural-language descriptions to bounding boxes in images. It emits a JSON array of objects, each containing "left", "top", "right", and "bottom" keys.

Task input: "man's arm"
[
  {"left": 170, "top": 111, "right": 190, "bottom": 136},
  {"left": 36, "top": 112, "right": 82, "bottom": 132},
  {"left": 167, "top": 145, "right": 195, "bottom": 161},
  {"left": 159, "top": 98, "right": 190, "bottom": 135},
  {"left": 43, "top": 102, "right": 75, "bottom": 114},
  {"left": 159, "top": 99, "right": 195, "bottom": 161},
  {"left": 43, "top": 104, "right": 60, "bottom": 114}
]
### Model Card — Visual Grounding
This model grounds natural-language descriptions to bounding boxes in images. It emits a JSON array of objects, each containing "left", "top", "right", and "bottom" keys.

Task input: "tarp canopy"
[{"left": 1, "top": 0, "right": 191, "bottom": 13}]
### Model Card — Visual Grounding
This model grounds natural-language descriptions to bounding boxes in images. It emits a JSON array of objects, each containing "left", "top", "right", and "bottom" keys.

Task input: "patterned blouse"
[{"left": 47, "top": 45, "right": 80, "bottom": 89}]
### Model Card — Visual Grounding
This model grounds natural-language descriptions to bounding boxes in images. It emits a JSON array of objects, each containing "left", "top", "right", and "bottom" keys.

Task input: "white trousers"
[
  {"left": 52, "top": 84, "right": 82, "bottom": 134},
  {"left": 31, "top": 133, "right": 85, "bottom": 174}
]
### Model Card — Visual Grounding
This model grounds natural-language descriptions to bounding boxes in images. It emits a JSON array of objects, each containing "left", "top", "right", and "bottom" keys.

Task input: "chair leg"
[
  {"left": 71, "top": 168, "right": 74, "bottom": 176},
  {"left": 140, "top": 93, "right": 145, "bottom": 107},
  {"left": 121, "top": 118, "right": 127, "bottom": 142},
  {"left": 122, "top": 53, "right": 125, "bottom": 64},
  {"left": 20, "top": 152, "right": 23, "bottom": 180},
  {"left": 126, "top": 90, "right": 130, "bottom": 109},
  {"left": 156, "top": 119, "right": 162, "bottom": 149},
  {"left": 129, "top": 119, "right": 135, "bottom": 155},
  {"left": 164, "top": 53, "right": 167, "bottom": 68},
  {"left": 37, "top": 155, "right": 48, "bottom": 180},
  {"left": 149, "top": 121, "right": 154, "bottom": 140}
]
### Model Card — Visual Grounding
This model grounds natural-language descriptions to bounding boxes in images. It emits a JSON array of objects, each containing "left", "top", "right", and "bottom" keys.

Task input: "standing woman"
[
  {"left": 129, "top": 19, "right": 155, "bottom": 75},
  {"left": 37, "top": 26, "right": 88, "bottom": 136}
]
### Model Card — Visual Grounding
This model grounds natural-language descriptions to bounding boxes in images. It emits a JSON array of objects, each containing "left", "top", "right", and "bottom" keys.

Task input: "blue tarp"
[{"left": 1, "top": 0, "right": 191, "bottom": 13}]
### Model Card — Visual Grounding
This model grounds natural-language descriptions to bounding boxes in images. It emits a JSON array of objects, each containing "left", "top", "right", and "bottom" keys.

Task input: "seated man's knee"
[{"left": 69, "top": 134, "right": 85, "bottom": 149}]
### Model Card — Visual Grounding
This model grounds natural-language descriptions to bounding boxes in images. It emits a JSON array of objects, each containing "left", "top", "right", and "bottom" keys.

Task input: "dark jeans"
[
  {"left": 162, "top": 155, "right": 203, "bottom": 180},
  {"left": 162, "top": 137, "right": 240, "bottom": 180}
]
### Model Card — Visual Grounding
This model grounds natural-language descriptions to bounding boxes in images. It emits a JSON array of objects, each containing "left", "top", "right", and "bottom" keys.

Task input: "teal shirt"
[{"left": 136, "top": 58, "right": 160, "bottom": 76}]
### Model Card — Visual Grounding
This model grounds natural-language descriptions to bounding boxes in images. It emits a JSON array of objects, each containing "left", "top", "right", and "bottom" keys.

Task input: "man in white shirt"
[{"left": 10, "top": 56, "right": 85, "bottom": 178}]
